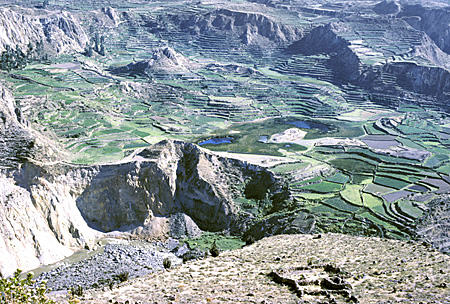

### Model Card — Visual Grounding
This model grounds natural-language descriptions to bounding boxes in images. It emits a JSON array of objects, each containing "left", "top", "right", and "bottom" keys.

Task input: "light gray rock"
[
  {"left": 0, "top": 7, "right": 88, "bottom": 54},
  {"left": 169, "top": 213, "right": 202, "bottom": 239}
]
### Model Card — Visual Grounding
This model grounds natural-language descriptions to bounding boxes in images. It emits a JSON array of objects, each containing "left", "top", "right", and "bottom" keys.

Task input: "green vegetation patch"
[
  {"left": 323, "top": 197, "right": 361, "bottom": 213},
  {"left": 340, "top": 184, "right": 363, "bottom": 206},
  {"left": 299, "top": 181, "right": 343, "bottom": 193},
  {"left": 373, "top": 175, "right": 410, "bottom": 190},
  {"left": 326, "top": 172, "right": 350, "bottom": 184},
  {"left": 0, "top": 269, "right": 54, "bottom": 303},
  {"left": 329, "top": 158, "right": 376, "bottom": 174},
  {"left": 183, "top": 232, "right": 245, "bottom": 252}
]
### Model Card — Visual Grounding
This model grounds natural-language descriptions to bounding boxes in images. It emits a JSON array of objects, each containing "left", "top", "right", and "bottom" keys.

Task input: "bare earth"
[{"left": 52, "top": 233, "right": 449, "bottom": 304}]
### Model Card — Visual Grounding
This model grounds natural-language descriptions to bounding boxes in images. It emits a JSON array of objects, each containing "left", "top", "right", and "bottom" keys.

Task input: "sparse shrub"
[
  {"left": 243, "top": 235, "right": 256, "bottom": 246},
  {"left": 70, "top": 285, "right": 83, "bottom": 297},
  {"left": 113, "top": 272, "right": 129, "bottom": 283},
  {"left": 0, "top": 269, "right": 55, "bottom": 304},
  {"left": 210, "top": 241, "right": 220, "bottom": 257},
  {"left": 163, "top": 257, "right": 172, "bottom": 269}
]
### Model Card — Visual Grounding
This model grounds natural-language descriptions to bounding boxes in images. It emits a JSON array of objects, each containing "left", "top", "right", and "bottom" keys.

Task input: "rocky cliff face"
[
  {"left": 0, "top": 136, "right": 286, "bottom": 276},
  {"left": 76, "top": 140, "right": 283, "bottom": 232},
  {"left": 287, "top": 23, "right": 361, "bottom": 81},
  {"left": 286, "top": 22, "right": 449, "bottom": 99},
  {"left": 398, "top": 4, "right": 450, "bottom": 54},
  {"left": 383, "top": 62, "right": 450, "bottom": 100},
  {"left": 170, "top": 8, "right": 302, "bottom": 46},
  {"left": 415, "top": 194, "right": 450, "bottom": 253},
  {"left": 409, "top": 34, "right": 450, "bottom": 69},
  {"left": 0, "top": 83, "right": 35, "bottom": 168},
  {"left": 0, "top": 7, "right": 88, "bottom": 54},
  {"left": 0, "top": 82, "right": 98, "bottom": 276}
]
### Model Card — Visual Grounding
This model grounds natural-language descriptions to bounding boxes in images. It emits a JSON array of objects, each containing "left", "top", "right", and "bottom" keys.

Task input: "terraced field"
[{"left": 1, "top": 0, "right": 449, "bottom": 242}]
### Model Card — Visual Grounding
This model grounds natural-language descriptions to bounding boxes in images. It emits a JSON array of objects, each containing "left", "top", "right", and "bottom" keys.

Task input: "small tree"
[
  {"left": 94, "top": 33, "right": 100, "bottom": 53},
  {"left": 0, "top": 269, "right": 55, "bottom": 303},
  {"left": 84, "top": 42, "right": 93, "bottom": 57},
  {"left": 99, "top": 43, "right": 106, "bottom": 56}
]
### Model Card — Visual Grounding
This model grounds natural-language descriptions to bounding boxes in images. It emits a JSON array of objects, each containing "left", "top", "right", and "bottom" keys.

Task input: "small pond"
[
  {"left": 199, "top": 137, "right": 233, "bottom": 145},
  {"left": 287, "top": 120, "right": 330, "bottom": 132},
  {"left": 258, "top": 135, "right": 269, "bottom": 143}
]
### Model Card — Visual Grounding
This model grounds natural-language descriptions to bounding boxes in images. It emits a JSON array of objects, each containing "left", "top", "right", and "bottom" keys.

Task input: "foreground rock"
[
  {"left": 53, "top": 233, "right": 450, "bottom": 304},
  {"left": 415, "top": 194, "right": 450, "bottom": 253},
  {"left": 37, "top": 239, "right": 182, "bottom": 291}
]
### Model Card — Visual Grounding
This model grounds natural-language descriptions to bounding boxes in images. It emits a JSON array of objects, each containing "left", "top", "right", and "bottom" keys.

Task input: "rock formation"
[
  {"left": 287, "top": 23, "right": 361, "bottom": 81},
  {"left": 0, "top": 7, "right": 88, "bottom": 54},
  {"left": 415, "top": 194, "right": 450, "bottom": 253},
  {"left": 169, "top": 8, "right": 303, "bottom": 46},
  {"left": 373, "top": 0, "right": 401, "bottom": 15},
  {"left": 0, "top": 87, "right": 292, "bottom": 278},
  {"left": 383, "top": 62, "right": 450, "bottom": 100},
  {"left": 287, "top": 22, "right": 449, "bottom": 100},
  {"left": 112, "top": 47, "right": 195, "bottom": 75},
  {"left": 398, "top": 4, "right": 450, "bottom": 54},
  {"left": 101, "top": 6, "right": 120, "bottom": 26}
]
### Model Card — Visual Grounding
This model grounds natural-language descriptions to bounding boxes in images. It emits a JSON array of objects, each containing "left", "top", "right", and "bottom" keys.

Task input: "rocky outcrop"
[
  {"left": 169, "top": 213, "right": 202, "bottom": 239},
  {"left": 287, "top": 23, "right": 361, "bottom": 81},
  {"left": 101, "top": 7, "right": 120, "bottom": 26},
  {"left": 415, "top": 194, "right": 449, "bottom": 253},
  {"left": 0, "top": 137, "right": 288, "bottom": 276},
  {"left": 0, "top": 7, "right": 88, "bottom": 54},
  {"left": 286, "top": 22, "right": 449, "bottom": 99},
  {"left": 243, "top": 211, "right": 315, "bottom": 241},
  {"left": 373, "top": 0, "right": 401, "bottom": 15},
  {"left": 409, "top": 34, "right": 450, "bottom": 69},
  {"left": 0, "top": 171, "right": 99, "bottom": 277},
  {"left": 169, "top": 8, "right": 302, "bottom": 46},
  {"left": 0, "top": 83, "right": 36, "bottom": 168},
  {"left": 383, "top": 62, "right": 450, "bottom": 100},
  {"left": 398, "top": 4, "right": 450, "bottom": 54},
  {"left": 112, "top": 47, "right": 195, "bottom": 75}
]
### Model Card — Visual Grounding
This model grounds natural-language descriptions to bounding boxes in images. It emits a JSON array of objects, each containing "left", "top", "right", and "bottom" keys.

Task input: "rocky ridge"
[
  {"left": 398, "top": 3, "right": 450, "bottom": 54},
  {"left": 112, "top": 47, "right": 196, "bottom": 75},
  {"left": 169, "top": 8, "right": 303, "bottom": 47},
  {"left": 53, "top": 233, "right": 450, "bottom": 304},
  {"left": 287, "top": 23, "right": 361, "bottom": 81},
  {"left": 0, "top": 6, "right": 88, "bottom": 54},
  {"left": 0, "top": 139, "right": 286, "bottom": 277},
  {"left": 286, "top": 21, "right": 450, "bottom": 101}
]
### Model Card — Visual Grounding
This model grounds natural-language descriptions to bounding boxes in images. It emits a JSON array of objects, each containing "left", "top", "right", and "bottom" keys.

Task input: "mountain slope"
[
  {"left": 55, "top": 233, "right": 450, "bottom": 304},
  {"left": 0, "top": 7, "right": 88, "bottom": 54}
]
